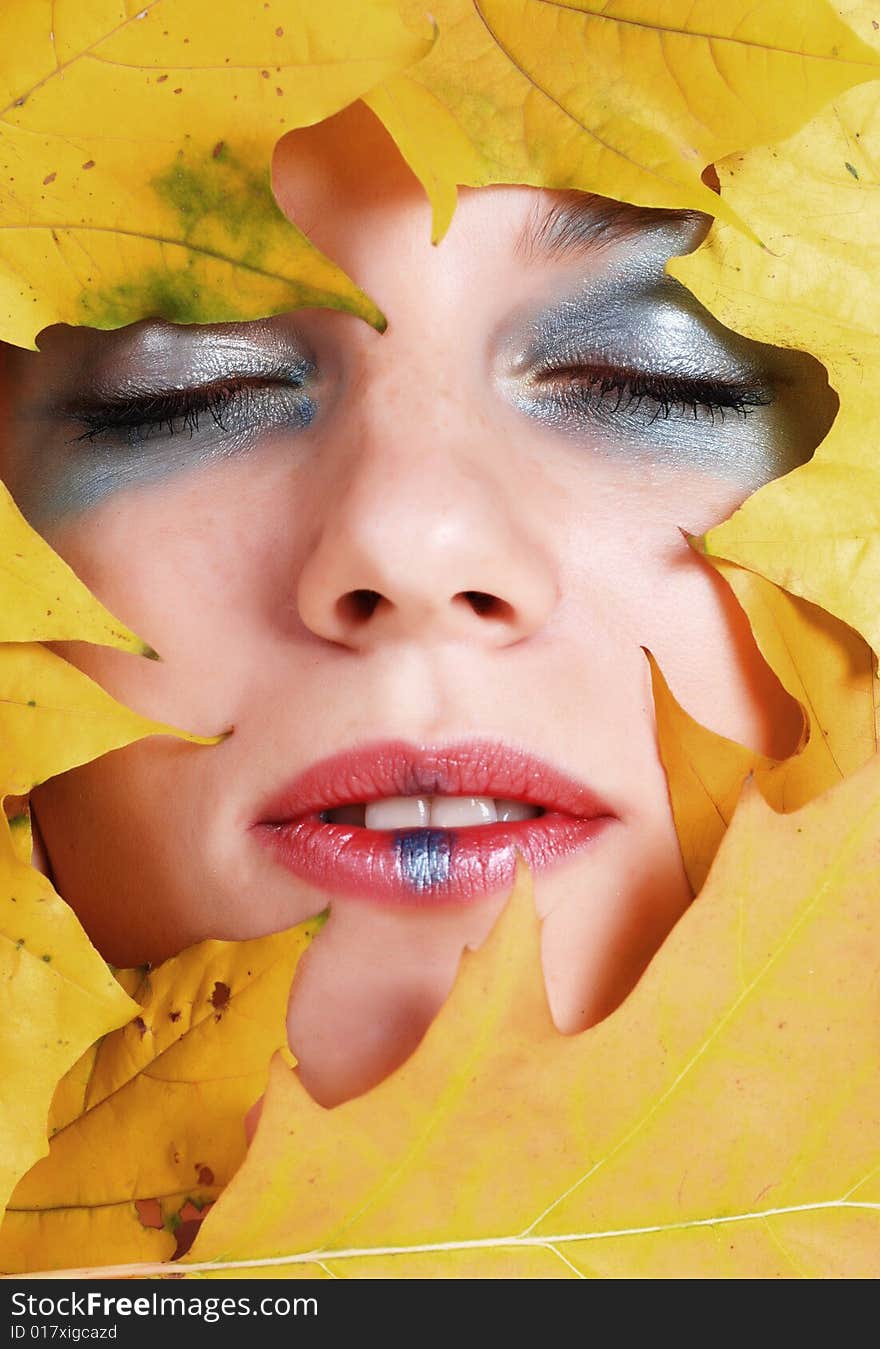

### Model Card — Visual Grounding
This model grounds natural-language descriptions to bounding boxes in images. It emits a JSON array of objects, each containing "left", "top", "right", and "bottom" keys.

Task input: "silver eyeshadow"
[
  {"left": 6, "top": 320, "right": 317, "bottom": 523},
  {"left": 2, "top": 227, "right": 836, "bottom": 526},
  {"left": 499, "top": 223, "right": 834, "bottom": 489}
]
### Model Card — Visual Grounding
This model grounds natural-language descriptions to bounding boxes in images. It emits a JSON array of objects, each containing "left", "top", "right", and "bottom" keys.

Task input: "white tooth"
[
  {"left": 495, "top": 798, "right": 538, "bottom": 822},
  {"left": 364, "top": 796, "right": 430, "bottom": 830},
  {"left": 430, "top": 795, "right": 498, "bottom": 827}
]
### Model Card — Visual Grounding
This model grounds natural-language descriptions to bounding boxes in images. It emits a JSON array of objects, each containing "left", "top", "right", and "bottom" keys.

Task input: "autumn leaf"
[
  {"left": 0, "top": 642, "right": 221, "bottom": 797},
  {"left": 0, "top": 912, "right": 324, "bottom": 1274},
  {"left": 0, "top": 638, "right": 227, "bottom": 1228},
  {"left": 0, "top": 813, "right": 136, "bottom": 1225},
  {"left": 0, "top": 0, "right": 434, "bottom": 348},
  {"left": 669, "top": 13, "right": 880, "bottom": 659},
  {"left": 0, "top": 481, "right": 156, "bottom": 652},
  {"left": 650, "top": 559, "right": 878, "bottom": 891},
  {"left": 62, "top": 758, "right": 867, "bottom": 1279},
  {"left": 365, "top": 0, "right": 880, "bottom": 242}
]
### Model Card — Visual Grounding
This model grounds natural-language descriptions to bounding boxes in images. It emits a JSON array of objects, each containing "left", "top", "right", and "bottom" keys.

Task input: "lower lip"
[{"left": 255, "top": 810, "right": 615, "bottom": 906}]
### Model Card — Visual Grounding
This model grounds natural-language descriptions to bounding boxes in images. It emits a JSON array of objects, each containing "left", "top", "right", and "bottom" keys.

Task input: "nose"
[{"left": 295, "top": 388, "right": 558, "bottom": 651}]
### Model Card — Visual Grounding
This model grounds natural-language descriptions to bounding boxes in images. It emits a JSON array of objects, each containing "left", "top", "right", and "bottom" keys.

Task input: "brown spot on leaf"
[
  {"left": 42, "top": 172, "right": 56, "bottom": 186},
  {"left": 169, "top": 1009, "right": 181, "bottom": 1022},
  {"left": 210, "top": 980, "right": 231, "bottom": 1013},
  {"left": 172, "top": 1196, "right": 216, "bottom": 1256},
  {"left": 173, "top": 87, "right": 183, "bottom": 95},
  {"left": 133, "top": 1015, "right": 147, "bottom": 1036},
  {"left": 157, "top": 73, "right": 168, "bottom": 82},
  {"left": 260, "top": 69, "right": 270, "bottom": 78},
  {"left": 135, "top": 1197, "right": 163, "bottom": 1230},
  {"left": 701, "top": 163, "right": 720, "bottom": 193},
  {"left": 81, "top": 159, "right": 95, "bottom": 171},
  {"left": 196, "top": 1163, "right": 215, "bottom": 1186},
  {"left": 212, "top": 140, "right": 225, "bottom": 158},
  {"left": 172, "top": 1214, "right": 207, "bottom": 1259},
  {"left": 275, "top": 25, "right": 284, "bottom": 35}
]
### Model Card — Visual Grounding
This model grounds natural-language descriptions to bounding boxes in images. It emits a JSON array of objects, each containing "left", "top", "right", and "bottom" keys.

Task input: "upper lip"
[{"left": 254, "top": 739, "right": 617, "bottom": 824}]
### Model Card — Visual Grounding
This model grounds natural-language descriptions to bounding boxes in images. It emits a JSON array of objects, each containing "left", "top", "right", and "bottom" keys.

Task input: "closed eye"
[
  {"left": 66, "top": 364, "right": 315, "bottom": 446},
  {"left": 534, "top": 364, "right": 772, "bottom": 424}
]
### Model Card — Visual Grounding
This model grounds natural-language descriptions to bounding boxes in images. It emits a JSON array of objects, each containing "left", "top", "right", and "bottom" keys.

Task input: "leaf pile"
[
  {"left": 1, "top": 0, "right": 875, "bottom": 344},
  {"left": 0, "top": 0, "right": 879, "bottom": 1281},
  {"left": 0, "top": 0, "right": 433, "bottom": 347},
  {"left": 366, "top": 0, "right": 880, "bottom": 239},
  {"left": 0, "top": 914, "right": 322, "bottom": 1275},
  {"left": 670, "top": 7, "right": 880, "bottom": 657}
]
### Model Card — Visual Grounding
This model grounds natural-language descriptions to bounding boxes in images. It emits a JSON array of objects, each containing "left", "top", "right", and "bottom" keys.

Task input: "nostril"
[
  {"left": 339, "top": 588, "right": 382, "bottom": 623},
  {"left": 459, "top": 590, "right": 512, "bottom": 620}
]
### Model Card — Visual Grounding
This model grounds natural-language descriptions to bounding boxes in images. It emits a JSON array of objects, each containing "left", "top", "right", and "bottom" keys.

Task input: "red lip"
[{"left": 252, "top": 739, "right": 617, "bottom": 906}]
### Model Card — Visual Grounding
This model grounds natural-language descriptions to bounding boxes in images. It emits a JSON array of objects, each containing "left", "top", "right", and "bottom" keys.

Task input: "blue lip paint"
[{"left": 394, "top": 829, "right": 454, "bottom": 892}]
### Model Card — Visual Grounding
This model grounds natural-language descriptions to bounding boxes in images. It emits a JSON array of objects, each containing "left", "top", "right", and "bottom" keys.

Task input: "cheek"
[
  {"left": 558, "top": 463, "right": 801, "bottom": 759},
  {"left": 642, "top": 545, "right": 800, "bottom": 757},
  {"left": 39, "top": 453, "right": 307, "bottom": 728}
]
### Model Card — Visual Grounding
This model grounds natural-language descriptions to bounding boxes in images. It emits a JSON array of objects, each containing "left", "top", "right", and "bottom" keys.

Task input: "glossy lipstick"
[{"left": 253, "top": 741, "right": 617, "bottom": 906}]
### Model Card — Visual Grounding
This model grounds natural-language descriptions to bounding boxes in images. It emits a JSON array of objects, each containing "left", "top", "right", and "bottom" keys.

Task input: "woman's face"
[{"left": 0, "top": 105, "right": 834, "bottom": 1106}]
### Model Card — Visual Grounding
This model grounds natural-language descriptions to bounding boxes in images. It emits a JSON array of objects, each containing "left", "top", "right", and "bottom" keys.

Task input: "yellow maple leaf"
[
  {"left": 650, "top": 559, "right": 878, "bottom": 891},
  {"left": 35, "top": 749, "right": 875, "bottom": 1280},
  {"left": 366, "top": 0, "right": 880, "bottom": 241},
  {"left": 0, "top": 0, "right": 435, "bottom": 348},
  {"left": 669, "top": 17, "right": 880, "bottom": 658},
  {"left": 0, "top": 642, "right": 221, "bottom": 797},
  {"left": 0, "top": 635, "right": 225, "bottom": 1231},
  {"left": 0, "top": 481, "right": 155, "bottom": 652},
  {"left": 0, "top": 814, "right": 136, "bottom": 1224},
  {"left": 0, "top": 912, "right": 323, "bottom": 1274},
  {"left": 0, "top": 484, "right": 222, "bottom": 797}
]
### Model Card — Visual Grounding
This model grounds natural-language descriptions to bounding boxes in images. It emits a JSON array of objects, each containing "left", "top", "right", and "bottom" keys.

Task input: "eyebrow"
[{"left": 516, "top": 192, "right": 706, "bottom": 263}]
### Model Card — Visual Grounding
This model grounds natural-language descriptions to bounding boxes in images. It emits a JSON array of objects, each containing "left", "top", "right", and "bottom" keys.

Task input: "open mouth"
[
  {"left": 320, "top": 796, "right": 545, "bottom": 828},
  {"left": 253, "top": 739, "right": 617, "bottom": 906}
]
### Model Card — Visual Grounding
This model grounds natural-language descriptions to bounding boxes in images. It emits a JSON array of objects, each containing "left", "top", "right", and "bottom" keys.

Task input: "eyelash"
[
  {"left": 67, "top": 360, "right": 769, "bottom": 446},
  {"left": 68, "top": 375, "right": 308, "bottom": 445},
  {"left": 535, "top": 364, "right": 771, "bottom": 423}
]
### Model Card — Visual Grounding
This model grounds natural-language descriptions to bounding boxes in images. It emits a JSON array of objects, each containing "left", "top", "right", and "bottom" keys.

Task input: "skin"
[{"left": 0, "top": 104, "right": 836, "bottom": 1108}]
